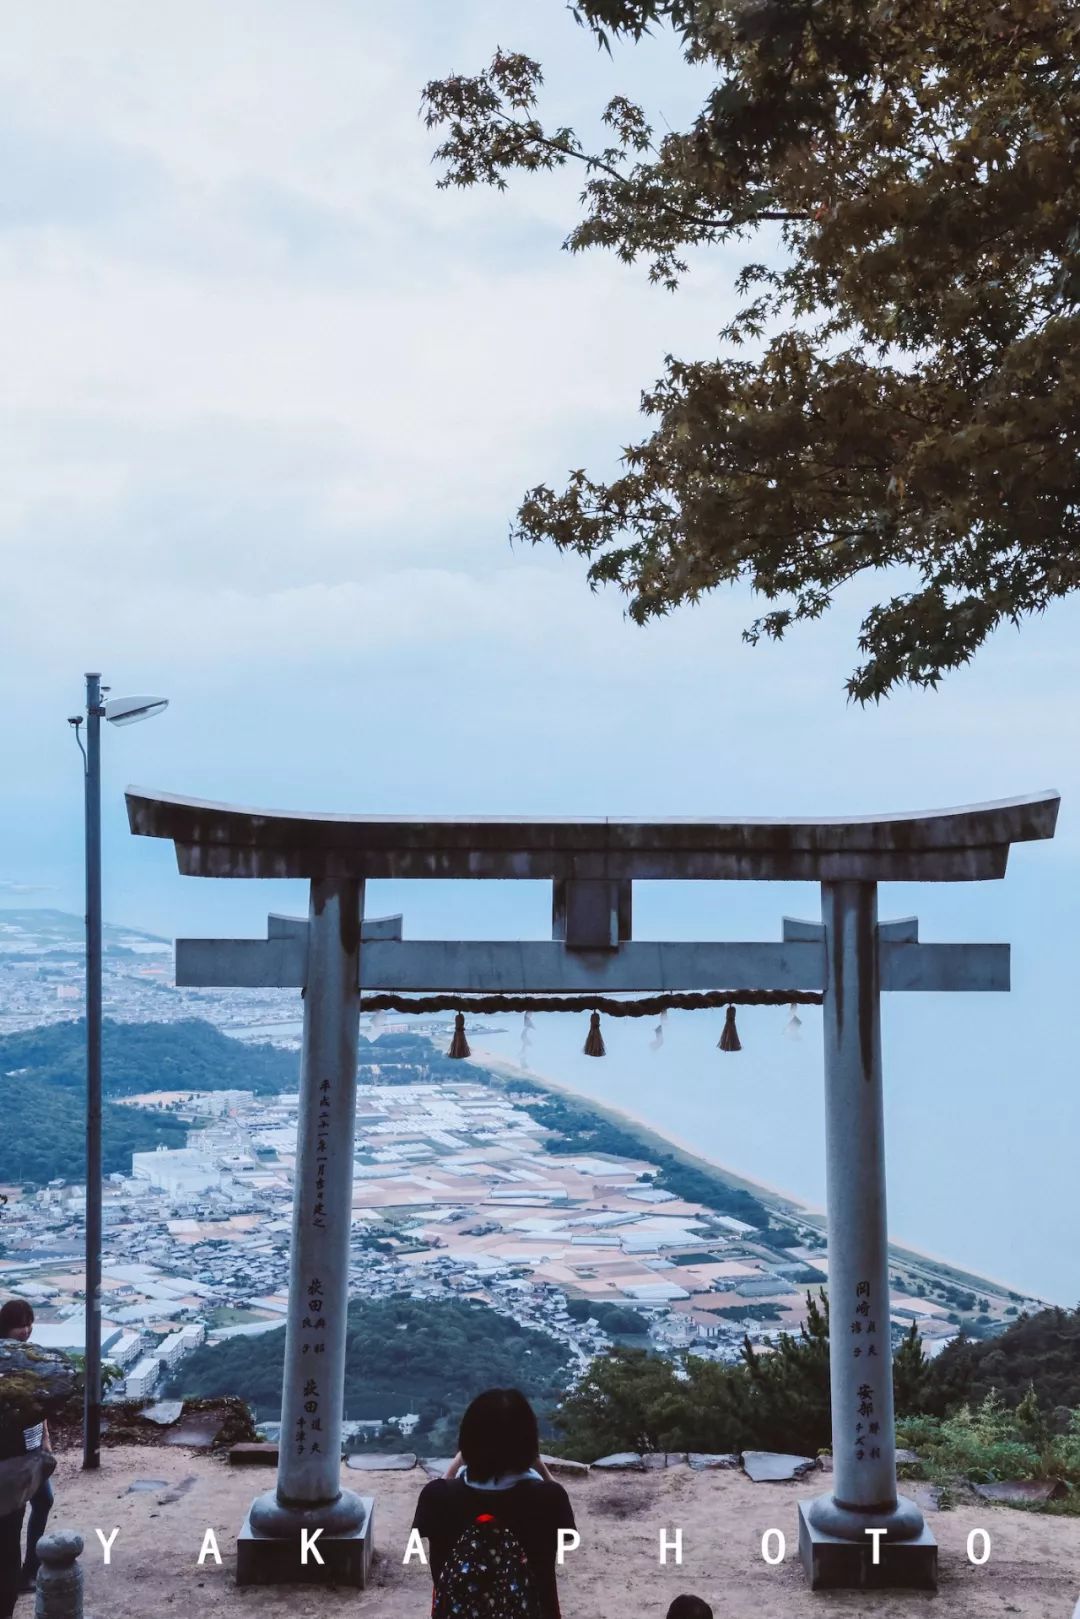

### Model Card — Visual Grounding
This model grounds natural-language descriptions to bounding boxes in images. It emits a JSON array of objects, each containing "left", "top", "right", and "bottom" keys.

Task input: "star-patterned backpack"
[{"left": 432, "top": 1512, "right": 543, "bottom": 1619}]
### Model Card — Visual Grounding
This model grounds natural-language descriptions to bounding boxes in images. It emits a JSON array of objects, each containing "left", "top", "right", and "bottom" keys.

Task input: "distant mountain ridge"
[{"left": 0, "top": 907, "right": 169, "bottom": 953}]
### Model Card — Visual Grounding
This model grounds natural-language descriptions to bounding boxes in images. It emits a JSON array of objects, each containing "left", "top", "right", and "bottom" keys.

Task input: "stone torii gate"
[{"left": 126, "top": 786, "right": 1058, "bottom": 1591}]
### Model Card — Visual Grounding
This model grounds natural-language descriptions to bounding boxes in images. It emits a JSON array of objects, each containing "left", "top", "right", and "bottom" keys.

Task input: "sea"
[{"left": 232, "top": 999, "right": 1072, "bottom": 1305}]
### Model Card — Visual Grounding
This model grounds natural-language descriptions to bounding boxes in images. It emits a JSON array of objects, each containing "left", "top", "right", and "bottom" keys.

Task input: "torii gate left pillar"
[
  {"left": 165, "top": 888, "right": 405, "bottom": 1588},
  {"left": 127, "top": 786, "right": 1058, "bottom": 1591},
  {"left": 241, "top": 882, "right": 375, "bottom": 1583}
]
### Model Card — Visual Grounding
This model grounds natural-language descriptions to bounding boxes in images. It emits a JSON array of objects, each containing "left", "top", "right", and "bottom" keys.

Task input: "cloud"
[
  {"left": 0, "top": 0, "right": 750, "bottom": 651},
  {"left": 0, "top": 242, "right": 748, "bottom": 618},
  {"left": 3, "top": 0, "right": 1079, "bottom": 821}
]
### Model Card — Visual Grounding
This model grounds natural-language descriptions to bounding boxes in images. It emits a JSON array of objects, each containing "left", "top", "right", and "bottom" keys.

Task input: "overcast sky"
[{"left": 3, "top": 2, "right": 1078, "bottom": 1301}]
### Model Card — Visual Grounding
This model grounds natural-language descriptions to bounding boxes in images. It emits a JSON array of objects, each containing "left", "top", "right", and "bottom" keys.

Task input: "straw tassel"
[
  {"left": 649, "top": 1008, "right": 667, "bottom": 1052},
  {"left": 785, "top": 1003, "right": 802, "bottom": 1041},
  {"left": 519, "top": 1010, "right": 535, "bottom": 1069},
  {"left": 448, "top": 1011, "right": 471, "bottom": 1059},
  {"left": 718, "top": 1004, "right": 742, "bottom": 1052},
  {"left": 584, "top": 1010, "right": 606, "bottom": 1057}
]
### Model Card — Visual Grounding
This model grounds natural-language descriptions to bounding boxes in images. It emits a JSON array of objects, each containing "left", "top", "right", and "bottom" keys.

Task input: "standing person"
[
  {"left": 0, "top": 1408, "right": 26, "bottom": 1619},
  {"left": 0, "top": 1301, "right": 53, "bottom": 1593},
  {"left": 412, "top": 1388, "right": 576, "bottom": 1619}
]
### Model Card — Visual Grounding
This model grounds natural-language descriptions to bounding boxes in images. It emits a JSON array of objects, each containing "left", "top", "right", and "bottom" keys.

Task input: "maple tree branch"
[{"left": 493, "top": 110, "right": 811, "bottom": 231}]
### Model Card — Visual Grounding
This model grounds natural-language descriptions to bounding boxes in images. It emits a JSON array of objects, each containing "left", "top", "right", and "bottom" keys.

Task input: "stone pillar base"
[
  {"left": 236, "top": 1496, "right": 375, "bottom": 1587},
  {"left": 798, "top": 1499, "right": 937, "bottom": 1590}
]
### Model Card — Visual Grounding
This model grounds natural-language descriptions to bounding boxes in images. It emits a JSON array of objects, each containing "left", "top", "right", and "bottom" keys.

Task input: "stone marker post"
[
  {"left": 238, "top": 877, "right": 374, "bottom": 1585},
  {"left": 800, "top": 881, "right": 933, "bottom": 1588},
  {"left": 35, "top": 1532, "right": 84, "bottom": 1619}
]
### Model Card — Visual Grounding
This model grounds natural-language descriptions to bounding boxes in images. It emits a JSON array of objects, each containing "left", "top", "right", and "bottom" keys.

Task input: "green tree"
[
  {"left": 920, "top": 1328, "right": 979, "bottom": 1416},
  {"left": 423, "top": 2, "right": 1080, "bottom": 700},
  {"left": 1014, "top": 1382, "right": 1052, "bottom": 1456},
  {"left": 565, "top": 1299, "right": 649, "bottom": 1335},
  {"left": 924, "top": 1307, "right": 1080, "bottom": 1416},
  {"left": 893, "top": 1320, "right": 930, "bottom": 1417},
  {"left": 554, "top": 1347, "right": 754, "bottom": 1459},
  {"left": 741, "top": 1288, "right": 832, "bottom": 1453},
  {"left": 553, "top": 1347, "right": 685, "bottom": 1457}
]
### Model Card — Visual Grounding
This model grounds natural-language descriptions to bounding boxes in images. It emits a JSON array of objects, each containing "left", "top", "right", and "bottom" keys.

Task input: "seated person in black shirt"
[{"left": 412, "top": 1387, "right": 576, "bottom": 1619}]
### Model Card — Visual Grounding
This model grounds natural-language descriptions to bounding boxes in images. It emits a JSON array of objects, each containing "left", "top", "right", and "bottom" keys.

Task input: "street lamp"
[{"left": 69, "top": 673, "right": 168, "bottom": 1470}]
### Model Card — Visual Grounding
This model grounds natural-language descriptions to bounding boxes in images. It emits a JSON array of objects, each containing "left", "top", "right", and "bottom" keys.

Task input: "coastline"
[
  {"left": 467, "top": 1043, "right": 819, "bottom": 1211},
  {"left": 467, "top": 1043, "right": 1043, "bottom": 1303}
]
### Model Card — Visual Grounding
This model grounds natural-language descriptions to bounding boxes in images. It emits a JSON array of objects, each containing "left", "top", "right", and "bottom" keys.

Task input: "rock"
[
  {"left": 104, "top": 1395, "right": 256, "bottom": 1450},
  {"left": 163, "top": 1411, "right": 226, "bottom": 1448},
  {"left": 972, "top": 1479, "right": 1067, "bottom": 1505},
  {"left": 126, "top": 1479, "right": 170, "bottom": 1493},
  {"left": 416, "top": 1454, "right": 588, "bottom": 1479},
  {"left": 229, "top": 1442, "right": 280, "bottom": 1467},
  {"left": 895, "top": 1448, "right": 921, "bottom": 1467},
  {"left": 540, "top": 1455, "right": 590, "bottom": 1477},
  {"left": 592, "top": 1452, "right": 646, "bottom": 1471},
  {"left": 0, "top": 1341, "right": 79, "bottom": 1425},
  {"left": 818, "top": 1454, "right": 833, "bottom": 1473},
  {"left": 687, "top": 1453, "right": 741, "bottom": 1471},
  {"left": 142, "top": 1401, "right": 184, "bottom": 1427},
  {"left": 420, "top": 1457, "right": 456, "bottom": 1479},
  {"left": 742, "top": 1450, "right": 819, "bottom": 1483},
  {"left": 346, "top": 1453, "right": 417, "bottom": 1472},
  {"left": 907, "top": 1481, "right": 944, "bottom": 1514}
]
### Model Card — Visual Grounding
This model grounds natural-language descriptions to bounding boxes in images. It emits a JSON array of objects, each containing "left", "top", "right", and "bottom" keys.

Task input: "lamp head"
[{"left": 104, "top": 695, "right": 169, "bottom": 727}]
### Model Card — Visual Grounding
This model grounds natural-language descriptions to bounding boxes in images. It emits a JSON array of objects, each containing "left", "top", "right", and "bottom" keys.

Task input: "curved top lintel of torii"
[{"left": 124, "top": 787, "right": 1060, "bottom": 885}]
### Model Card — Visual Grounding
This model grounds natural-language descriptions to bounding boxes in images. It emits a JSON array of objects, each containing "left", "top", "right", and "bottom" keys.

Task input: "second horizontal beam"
[{"left": 175, "top": 937, "right": 1009, "bottom": 994}]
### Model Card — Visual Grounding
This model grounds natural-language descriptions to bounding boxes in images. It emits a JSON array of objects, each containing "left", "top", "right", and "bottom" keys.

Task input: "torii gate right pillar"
[{"left": 799, "top": 881, "right": 934, "bottom": 1588}]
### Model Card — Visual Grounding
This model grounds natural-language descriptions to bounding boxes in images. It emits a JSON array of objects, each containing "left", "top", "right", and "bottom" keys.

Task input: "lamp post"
[{"left": 69, "top": 675, "right": 168, "bottom": 1470}]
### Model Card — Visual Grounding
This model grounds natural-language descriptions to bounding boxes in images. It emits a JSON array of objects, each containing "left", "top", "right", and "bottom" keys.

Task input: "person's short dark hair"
[
  {"left": 666, "top": 1598, "right": 713, "bottom": 1619},
  {"left": 458, "top": 1388, "right": 540, "bottom": 1483},
  {"left": 0, "top": 1297, "right": 34, "bottom": 1336}
]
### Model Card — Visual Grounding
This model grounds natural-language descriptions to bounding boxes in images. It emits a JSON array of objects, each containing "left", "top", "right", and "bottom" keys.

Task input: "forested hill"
[
  {"left": 0, "top": 1019, "right": 297, "bottom": 1187},
  {"left": 0, "top": 1075, "right": 188, "bottom": 1185},
  {"left": 167, "top": 1296, "right": 571, "bottom": 1443},
  {"left": 0, "top": 1018, "right": 298, "bottom": 1097},
  {"left": 925, "top": 1307, "right": 1080, "bottom": 1414}
]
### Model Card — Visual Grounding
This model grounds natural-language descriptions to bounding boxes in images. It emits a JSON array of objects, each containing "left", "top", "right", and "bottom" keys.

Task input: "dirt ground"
[{"left": 28, "top": 1446, "right": 1080, "bottom": 1619}]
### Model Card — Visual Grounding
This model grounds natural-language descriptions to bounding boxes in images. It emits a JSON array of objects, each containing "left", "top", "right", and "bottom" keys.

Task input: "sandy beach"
[
  {"left": 468, "top": 1044, "right": 817, "bottom": 1209},
  {"left": 467, "top": 1045, "right": 1033, "bottom": 1294}
]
